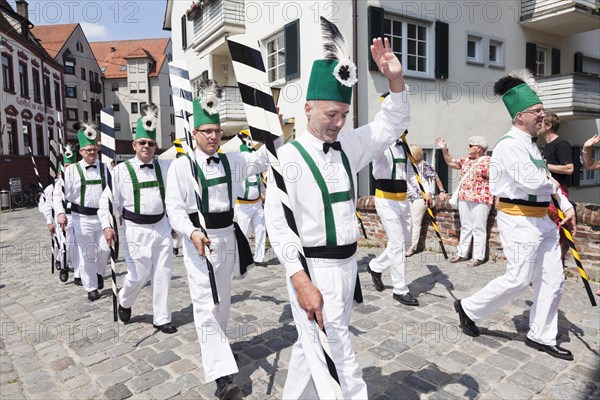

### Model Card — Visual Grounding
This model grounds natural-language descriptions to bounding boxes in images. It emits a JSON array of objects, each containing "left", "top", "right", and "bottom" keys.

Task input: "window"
[
  {"left": 181, "top": 14, "right": 188, "bottom": 50},
  {"left": 111, "top": 82, "right": 119, "bottom": 91},
  {"left": 94, "top": 72, "right": 99, "bottom": 82},
  {"left": 82, "top": 89, "right": 87, "bottom": 102},
  {"left": 139, "top": 102, "right": 146, "bottom": 111},
  {"left": 466, "top": 34, "right": 483, "bottom": 63},
  {"left": 114, "top": 122, "right": 121, "bottom": 131},
  {"left": 65, "top": 85, "right": 77, "bottom": 98},
  {"left": 385, "top": 16, "right": 431, "bottom": 76},
  {"left": 266, "top": 32, "right": 285, "bottom": 82},
  {"left": 43, "top": 75, "right": 51, "bottom": 107},
  {"left": 18, "top": 62, "right": 29, "bottom": 97},
  {"left": 535, "top": 47, "right": 549, "bottom": 77},
  {"left": 64, "top": 59, "right": 75, "bottom": 75},
  {"left": 32, "top": 68, "right": 40, "bottom": 101},
  {"left": 113, "top": 103, "right": 120, "bottom": 111},
  {"left": 138, "top": 81, "right": 146, "bottom": 93},
  {"left": 489, "top": 40, "right": 501, "bottom": 64},
  {"left": 54, "top": 81, "right": 61, "bottom": 110},
  {"left": 169, "top": 95, "right": 173, "bottom": 106},
  {"left": 101, "top": 66, "right": 107, "bottom": 73},
  {"left": 66, "top": 108, "right": 78, "bottom": 121},
  {"left": 130, "top": 83, "right": 137, "bottom": 93},
  {"left": 35, "top": 124, "right": 44, "bottom": 155},
  {"left": 6, "top": 119, "right": 18, "bottom": 154},
  {"left": 170, "top": 113, "right": 175, "bottom": 125},
  {"left": 580, "top": 148, "right": 600, "bottom": 185},
  {"left": 2, "top": 53, "right": 14, "bottom": 92},
  {"left": 83, "top": 111, "right": 88, "bottom": 121},
  {"left": 81, "top": 67, "right": 86, "bottom": 80},
  {"left": 120, "top": 65, "right": 127, "bottom": 71},
  {"left": 23, "top": 123, "right": 32, "bottom": 152},
  {"left": 131, "top": 102, "right": 138, "bottom": 113}
]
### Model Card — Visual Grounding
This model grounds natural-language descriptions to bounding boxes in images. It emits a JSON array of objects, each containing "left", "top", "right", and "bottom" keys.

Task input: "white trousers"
[
  {"left": 409, "top": 198, "right": 426, "bottom": 250},
  {"left": 72, "top": 213, "right": 109, "bottom": 292},
  {"left": 283, "top": 257, "right": 367, "bottom": 400},
  {"left": 462, "top": 212, "right": 565, "bottom": 345},
  {"left": 369, "top": 197, "right": 412, "bottom": 295},
  {"left": 56, "top": 214, "right": 81, "bottom": 278},
  {"left": 457, "top": 200, "right": 492, "bottom": 261},
  {"left": 182, "top": 225, "right": 239, "bottom": 383},
  {"left": 235, "top": 202, "right": 266, "bottom": 263},
  {"left": 119, "top": 217, "right": 173, "bottom": 325}
]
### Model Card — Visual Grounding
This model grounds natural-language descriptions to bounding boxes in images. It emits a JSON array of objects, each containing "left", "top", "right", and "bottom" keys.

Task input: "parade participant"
[
  {"left": 366, "top": 136, "right": 429, "bottom": 306},
  {"left": 55, "top": 123, "right": 110, "bottom": 301},
  {"left": 234, "top": 131, "right": 267, "bottom": 266},
  {"left": 99, "top": 104, "right": 176, "bottom": 334},
  {"left": 166, "top": 79, "right": 275, "bottom": 400},
  {"left": 454, "top": 70, "right": 576, "bottom": 360},
  {"left": 264, "top": 25, "right": 410, "bottom": 398}
]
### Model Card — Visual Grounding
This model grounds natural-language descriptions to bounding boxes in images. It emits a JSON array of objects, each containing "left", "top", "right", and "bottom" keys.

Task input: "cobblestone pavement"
[{"left": 1, "top": 207, "right": 599, "bottom": 399}]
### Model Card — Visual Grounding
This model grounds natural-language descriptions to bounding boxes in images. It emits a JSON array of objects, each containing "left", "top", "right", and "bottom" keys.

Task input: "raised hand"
[{"left": 370, "top": 37, "right": 403, "bottom": 81}]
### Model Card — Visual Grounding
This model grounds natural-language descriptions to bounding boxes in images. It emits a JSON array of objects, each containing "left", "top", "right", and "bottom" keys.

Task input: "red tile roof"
[
  {"left": 90, "top": 38, "right": 170, "bottom": 79},
  {"left": 30, "top": 23, "right": 78, "bottom": 59}
]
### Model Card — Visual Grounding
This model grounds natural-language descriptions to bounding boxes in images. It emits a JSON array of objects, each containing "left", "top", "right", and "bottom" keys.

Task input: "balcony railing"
[
  {"left": 89, "top": 81, "right": 102, "bottom": 94},
  {"left": 191, "top": 0, "right": 245, "bottom": 54},
  {"left": 521, "top": 0, "right": 600, "bottom": 36},
  {"left": 538, "top": 72, "right": 600, "bottom": 119},
  {"left": 219, "top": 86, "right": 246, "bottom": 123}
]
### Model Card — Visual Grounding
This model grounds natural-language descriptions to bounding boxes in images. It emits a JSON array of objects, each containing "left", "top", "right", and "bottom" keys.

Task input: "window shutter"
[
  {"left": 435, "top": 149, "right": 449, "bottom": 192},
  {"left": 574, "top": 52, "right": 583, "bottom": 72},
  {"left": 181, "top": 15, "right": 187, "bottom": 50},
  {"left": 551, "top": 48, "right": 560, "bottom": 75},
  {"left": 570, "top": 146, "right": 581, "bottom": 187},
  {"left": 435, "top": 21, "right": 449, "bottom": 79},
  {"left": 525, "top": 42, "right": 537, "bottom": 74},
  {"left": 368, "top": 6, "right": 384, "bottom": 71},
  {"left": 285, "top": 19, "right": 300, "bottom": 80}
]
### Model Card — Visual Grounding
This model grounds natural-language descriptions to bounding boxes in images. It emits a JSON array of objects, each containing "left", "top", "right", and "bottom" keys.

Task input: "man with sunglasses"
[
  {"left": 454, "top": 71, "right": 577, "bottom": 360},
  {"left": 55, "top": 123, "right": 110, "bottom": 301},
  {"left": 99, "top": 105, "right": 176, "bottom": 334}
]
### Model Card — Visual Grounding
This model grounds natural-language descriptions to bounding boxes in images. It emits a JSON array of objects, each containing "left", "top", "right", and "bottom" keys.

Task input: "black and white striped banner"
[
  {"left": 49, "top": 139, "right": 59, "bottom": 181},
  {"left": 56, "top": 115, "right": 68, "bottom": 277},
  {"left": 227, "top": 34, "right": 344, "bottom": 399},
  {"left": 169, "top": 60, "right": 220, "bottom": 305},
  {"left": 100, "top": 107, "right": 119, "bottom": 322}
]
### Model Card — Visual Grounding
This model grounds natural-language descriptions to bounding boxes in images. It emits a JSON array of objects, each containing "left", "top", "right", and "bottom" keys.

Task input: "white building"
[
  {"left": 164, "top": 0, "right": 600, "bottom": 203},
  {"left": 90, "top": 38, "right": 175, "bottom": 154}
]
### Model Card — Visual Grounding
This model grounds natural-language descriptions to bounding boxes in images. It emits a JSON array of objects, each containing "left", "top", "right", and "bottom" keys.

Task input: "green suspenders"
[
  {"left": 75, "top": 163, "right": 105, "bottom": 205},
  {"left": 243, "top": 174, "right": 261, "bottom": 199},
  {"left": 124, "top": 161, "right": 165, "bottom": 213},
  {"left": 189, "top": 154, "right": 232, "bottom": 214},
  {"left": 389, "top": 147, "right": 407, "bottom": 180},
  {"left": 291, "top": 141, "right": 354, "bottom": 246}
]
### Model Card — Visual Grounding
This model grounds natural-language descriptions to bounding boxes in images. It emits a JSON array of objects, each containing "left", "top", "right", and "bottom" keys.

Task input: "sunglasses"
[
  {"left": 468, "top": 144, "right": 479, "bottom": 148},
  {"left": 136, "top": 140, "right": 157, "bottom": 147}
]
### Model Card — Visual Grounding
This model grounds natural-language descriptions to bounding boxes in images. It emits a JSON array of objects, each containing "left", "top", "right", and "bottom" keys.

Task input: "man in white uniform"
[
  {"left": 55, "top": 124, "right": 109, "bottom": 301},
  {"left": 166, "top": 79, "right": 274, "bottom": 400},
  {"left": 264, "top": 30, "right": 410, "bottom": 398},
  {"left": 367, "top": 134, "right": 429, "bottom": 306},
  {"left": 100, "top": 105, "right": 176, "bottom": 334},
  {"left": 454, "top": 70, "right": 576, "bottom": 361}
]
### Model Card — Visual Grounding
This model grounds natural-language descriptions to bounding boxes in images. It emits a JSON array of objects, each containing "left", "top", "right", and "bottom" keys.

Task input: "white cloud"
[{"left": 80, "top": 22, "right": 108, "bottom": 39}]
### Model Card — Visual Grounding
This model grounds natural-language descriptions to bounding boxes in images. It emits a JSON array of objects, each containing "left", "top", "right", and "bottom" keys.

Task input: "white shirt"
[
  {"left": 38, "top": 184, "right": 55, "bottom": 224},
  {"left": 53, "top": 159, "right": 107, "bottom": 214},
  {"left": 372, "top": 143, "right": 429, "bottom": 195},
  {"left": 491, "top": 126, "right": 572, "bottom": 211},
  {"left": 265, "top": 90, "right": 411, "bottom": 277}
]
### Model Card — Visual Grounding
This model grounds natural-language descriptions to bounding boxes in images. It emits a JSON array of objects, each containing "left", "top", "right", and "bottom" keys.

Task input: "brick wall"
[
  {"left": 357, "top": 195, "right": 600, "bottom": 281},
  {"left": 1, "top": 155, "right": 50, "bottom": 191}
]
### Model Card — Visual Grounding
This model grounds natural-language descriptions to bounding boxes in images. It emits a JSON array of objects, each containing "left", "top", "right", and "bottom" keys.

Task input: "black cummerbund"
[
  {"left": 189, "top": 210, "right": 234, "bottom": 230},
  {"left": 498, "top": 197, "right": 550, "bottom": 208},
  {"left": 122, "top": 208, "right": 165, "bottom": 224},
  {"left": 71, "top": 203, "right": 99, "bottom": 216},
  {"left": 375, "top": 179, "right": 407, "bottom": 193},
  {"left": 303, "top": 242, "right": 357, "bottom": 259}
]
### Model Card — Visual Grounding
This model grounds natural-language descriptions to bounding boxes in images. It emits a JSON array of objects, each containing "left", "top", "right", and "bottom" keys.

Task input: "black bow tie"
[
  {"left": 532, "top": 136, "right": 538, "bottom": 143},
  {"left": 85, "top": 164, "right": 97, "bottom": 169},
  {"left": 323, "top": 141, "right": 342, "bottom": 154},
  {"left": 207, "top": 156, "right": 220, "bottom": 165},
  {"left": 140, "top": 164, "right": 154, "bottom": 169},
  {"left": 396, "top": 139, "right": 404, "bottom": 146}
]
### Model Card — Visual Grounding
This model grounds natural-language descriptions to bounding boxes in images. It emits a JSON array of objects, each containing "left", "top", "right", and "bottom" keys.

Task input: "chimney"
[{"left": 15, "top": 0, "right": 29, "bottom": 19}]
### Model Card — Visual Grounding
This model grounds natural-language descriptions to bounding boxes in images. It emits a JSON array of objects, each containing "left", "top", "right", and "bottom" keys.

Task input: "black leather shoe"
[
  {"left": 393, "top": 293, "right": 419, "bottom": 306},
  {"left": 255, "top": 261, "right": 268, "bottom": 267},
  {"left": 118, "top": 304, "right": 131, "bottom": 323},
  {"left": 97, "top": 274, "right": 104, "bottom": 290},
  {"left": 215, "top": 375, "right": 242, "bottom": 400},
  {"left": 59, "top": 268, "right": 69, "bottom": 282},
  {"left": 173, "top": 247, "right": 179, "bottom": 256},
  {"left": 366, "top": 265, "right": 384, "bottom": 292},
  {"left": 73, "top": 277, "right": 82, "bottom": 286},
  {"left": 88, "top": 290, "right": 101, "bottom": 301},
  {"left": 454, "top": 300, "right": 480, "bottom": 337},
  {"left": 525, "top": 338, "right": 573, "bottom": 361},
  {"left": 153, "top": 322, "right": 178, "bottom": 334}
]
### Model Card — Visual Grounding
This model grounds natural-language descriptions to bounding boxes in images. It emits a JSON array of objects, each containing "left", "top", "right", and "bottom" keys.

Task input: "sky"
[{"left": 8, "top": 0, "right": 171, "bottom": 42}]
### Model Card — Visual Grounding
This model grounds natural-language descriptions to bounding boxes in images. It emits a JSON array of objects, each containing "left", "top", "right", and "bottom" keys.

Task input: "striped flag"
[
  {"left": 56, "top": 115, "right": 68, "bottom": 279},
  {"left": 49, "top": 140, "right": 59, "bottom": 181},
  {"left": 169, "top": 60, "right": 220, "bottom": 305},
  {"left": 100, "top": 107, "right": 119, "bottom": 321},
  {"left": 227, "top": 34, "right": 344, "bottom": 399}
]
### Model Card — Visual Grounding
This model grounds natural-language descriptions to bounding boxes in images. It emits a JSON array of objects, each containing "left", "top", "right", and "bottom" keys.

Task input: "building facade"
[
  {"left": 165, "top": 0, "right": 600, "bottom": 203},
  {"left": 31, "top": 23, "right": 103, "bottom": 140},
  {"left": 1, "top": 0, "right": 64, "bottom": 190},
  {"left": 90, "top": 38, "right": 175, "bottom": 155}
]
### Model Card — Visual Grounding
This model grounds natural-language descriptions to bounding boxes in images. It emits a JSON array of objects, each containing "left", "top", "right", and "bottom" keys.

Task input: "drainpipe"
[{"left": 352, "top": 0, "right": 358, "bottom": 129}]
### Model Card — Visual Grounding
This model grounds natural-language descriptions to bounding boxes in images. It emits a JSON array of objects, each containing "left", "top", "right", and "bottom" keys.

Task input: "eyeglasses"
[
  {"left": 521, "top": 107, "right": 546, "bottom": 116},
  {"left": 136, "top": 140, "right": 157, "bottom": 147},
  {"left": 197, "top": 128, "right": 223, "bottom": 137},
  {"left": 81, "top": 148, "right": 98, "bottom": 153},
  {"left": 468, "top": 144, "right": 479, "bottom": 148}
]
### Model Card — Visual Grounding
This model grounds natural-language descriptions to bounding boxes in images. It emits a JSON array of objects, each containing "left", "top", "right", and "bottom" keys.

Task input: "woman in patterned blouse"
[{"left": 436, "top": 136, "right": 493, "bottom": 267}]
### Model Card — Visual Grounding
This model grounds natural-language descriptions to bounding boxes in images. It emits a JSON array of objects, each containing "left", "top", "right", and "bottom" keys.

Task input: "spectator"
[
  {"left": 405, "top": 144, "right": 447, "bottom": 257},
  {"left": 582, "top": 133, "right": 600, "bottom": 170},
  {"left": 435, "top": 136, "right": 493, "bottom": 267}
]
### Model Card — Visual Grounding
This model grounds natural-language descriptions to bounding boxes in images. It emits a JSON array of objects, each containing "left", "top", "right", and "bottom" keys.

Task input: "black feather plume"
[
  {"left": 320, "top": 16, "right": 348, "bottom": 61},
  {"left": 494, "top": 75, "right": 524, "bottom": 96}
]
